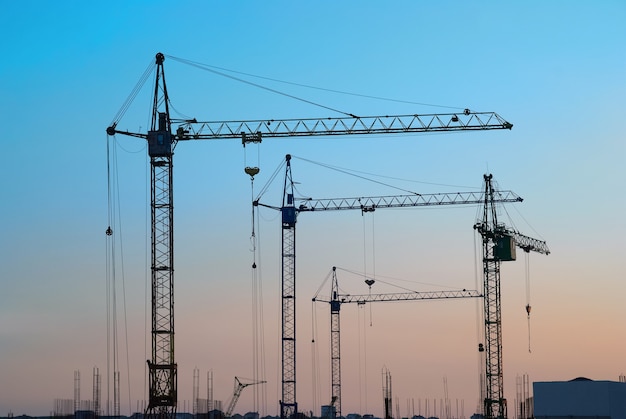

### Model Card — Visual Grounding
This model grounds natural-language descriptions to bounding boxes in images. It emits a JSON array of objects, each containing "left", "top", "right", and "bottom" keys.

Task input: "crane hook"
[{"left": 245, "top": 167, "right": 260, "bottom": 178}]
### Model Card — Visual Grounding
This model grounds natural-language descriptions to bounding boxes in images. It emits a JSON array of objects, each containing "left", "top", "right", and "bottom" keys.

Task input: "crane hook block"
[
  {"left": 242, "top": 131, "right": 262, "bottom": 145},
  {"left": 245, "top": 167, "right": 260, "bottom": 177}
]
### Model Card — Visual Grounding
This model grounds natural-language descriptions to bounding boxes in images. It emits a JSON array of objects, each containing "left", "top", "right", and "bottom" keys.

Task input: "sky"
[{"left": 1, "top": 1, "right": 625, "bottom": 417}]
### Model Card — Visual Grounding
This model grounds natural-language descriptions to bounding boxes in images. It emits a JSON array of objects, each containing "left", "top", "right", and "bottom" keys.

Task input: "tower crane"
[
  {"left": 105, "top": 52, "right": 513, "bottom": 419},
  {"left": 474, "top": 174, "right": 549, "bottom": 419},
  {"left": 256, "top": 158, "right": 524, "bottom": 419},
  {"left": 312, "top": 267, "right": 483, "bottom": 419},
  {"left": 225, "top": 377, "right": 267, "bottom": 417}
]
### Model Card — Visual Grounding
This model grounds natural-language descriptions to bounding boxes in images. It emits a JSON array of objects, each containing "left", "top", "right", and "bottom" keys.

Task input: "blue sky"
[{"left": 1, "top": 1, "right": 625, "bottom": 417}]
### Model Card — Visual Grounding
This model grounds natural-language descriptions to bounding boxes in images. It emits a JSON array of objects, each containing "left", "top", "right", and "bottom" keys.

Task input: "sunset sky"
[{"left": 1, "top": 1, "right": 625, "bottom": 417}]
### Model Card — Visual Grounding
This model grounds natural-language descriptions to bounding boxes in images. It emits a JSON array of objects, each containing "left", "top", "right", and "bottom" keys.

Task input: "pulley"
[{"left": 242, "top": 131, "right": 261, "bottom": 179}]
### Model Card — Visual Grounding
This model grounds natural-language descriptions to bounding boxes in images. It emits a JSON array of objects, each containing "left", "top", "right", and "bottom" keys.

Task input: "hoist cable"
[
  {"left": 105, "top": 134, "right": 113, "bottom": 412},
  {"left": 525, "top": 253, "right": 531, "bottom": 307},
  {"left": 143, "top": 150, "right": 149, "bottom": 407},
  {"left": 166, "top": 54, "right": 357, "bottom": 118},
  {"left": 370, "top": 212, "right": 376, "bottom": 327},
  {"left": 362, "top": 214, "right": 368, "bottom": 296},
  {"left": 106, "top": 132, "right": 120, "bottom": 414},
  {"left": 525, "top": 252, "right": 532, "bottom": 353},
  {"left": 527, "top": 316, "right": 532, "bottom": 354},
  {"left": 115, "top": 163, "right": 132, "bottom": 414},
  {"left": 311, "top": 301, "right": 321, "bottom": 413},
  {"left": 254, "top": 202, "right": 269, "bottom": 415},
  {"left": 112, "top": 139, "right": 133, "bottom": 413},
  {"left": 106, "top": 132, "right": 134, "bottom": 414},
  {"left": 362, "top": 213, "right": 374, "bottom": 327},
  {"left": 250, "top": 175, "right": 259, "bottom": 409},
  {"left": 250, "top": 173, "right": 268, "bottom": 414},
  {"left": 473, "top": 228, "right": 485, "bottom": 399},
  {"left": 357, "top": 305, "right": 363, "bottom": 413},
  {"left": 362, "top": 305, "right": 369, "bottom": 413}
]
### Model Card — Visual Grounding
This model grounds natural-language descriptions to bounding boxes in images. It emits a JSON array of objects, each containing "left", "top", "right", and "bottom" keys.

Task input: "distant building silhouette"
[{"left": 534, "top": 377, "right": 626, "bottom": 418}]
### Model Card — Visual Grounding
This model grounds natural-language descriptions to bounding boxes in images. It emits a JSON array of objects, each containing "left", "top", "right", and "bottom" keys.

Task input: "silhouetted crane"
[
  {"left": 474, "top": 174, "right": 549, "bottom": 419},
  {"left": 106, "top": 52, "right": 513, "bottom": 419}
]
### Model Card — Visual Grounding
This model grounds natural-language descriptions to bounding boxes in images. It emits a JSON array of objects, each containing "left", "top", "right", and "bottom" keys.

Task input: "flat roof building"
[{"left": 533, "top": 377, "right": 626, "bottom": 419}]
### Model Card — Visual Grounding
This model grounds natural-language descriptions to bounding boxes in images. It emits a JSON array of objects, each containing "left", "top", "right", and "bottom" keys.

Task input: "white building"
[{"left": 533, "top": 377, "right": 626, "bottom": 418}]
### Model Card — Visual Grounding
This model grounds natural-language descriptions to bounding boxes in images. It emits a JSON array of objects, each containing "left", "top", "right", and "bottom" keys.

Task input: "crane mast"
[
  {"left": 280, "top": 156, "right": 298, "bottom": 418},
  {"left": 474, "top": 174, "right": 549, "bottom": 419},
  {"left": 106, "top": 52, "right": 513, "bottom": 419},
  {"left": 312, "top": 267, "right": 482, "bottom": 419},
  {"left": 109, "top": 52, "right": 179, "bottom": 419}
]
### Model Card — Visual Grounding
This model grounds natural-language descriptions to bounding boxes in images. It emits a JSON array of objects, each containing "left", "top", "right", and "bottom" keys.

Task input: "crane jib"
[
  {"left": 172, "top": 112, "right": 512, "bottom": 141},
  {"left": 294, "top": 191, "right": 522, "bottom": 212}
]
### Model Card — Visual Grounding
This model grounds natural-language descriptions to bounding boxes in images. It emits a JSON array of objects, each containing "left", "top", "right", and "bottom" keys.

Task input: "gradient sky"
[{"left": 1, "top": 1, "right": 625, "bottom": 417}]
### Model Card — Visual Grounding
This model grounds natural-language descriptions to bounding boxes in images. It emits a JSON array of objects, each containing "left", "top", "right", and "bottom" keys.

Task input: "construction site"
[
  {"left": 4, "top": 33, "right": 626, "bottom": 418},
  {"left": 4, "top": 4, "right": 625, "bottom": 419},
  {"left": 22, "top": 47, "right": 622, "bottom": 419},
  {"left": 97, "top": 53, "right": 549, "bottom": 419}
]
